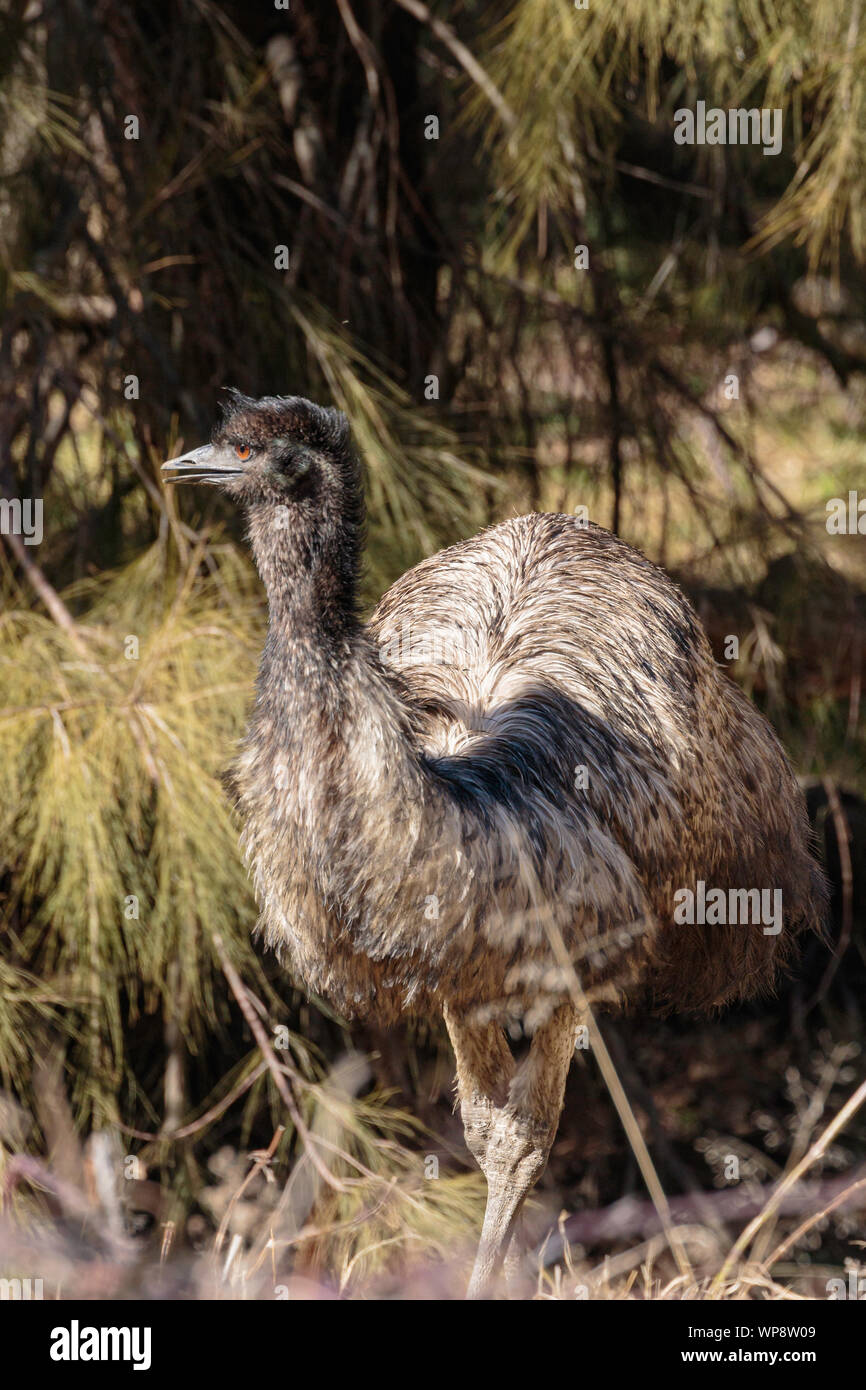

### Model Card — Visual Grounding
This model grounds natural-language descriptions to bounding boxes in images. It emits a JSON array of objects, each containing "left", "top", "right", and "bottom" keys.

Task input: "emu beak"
[{"left": 161, "top": 444, "right": 243, "bottom": 485}]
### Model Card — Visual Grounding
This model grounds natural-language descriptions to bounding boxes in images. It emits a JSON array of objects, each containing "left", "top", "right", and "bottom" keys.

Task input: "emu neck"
[
  {"left": 244, "top": 498, "right": 423, "bottom": 803},
  {"left": 245, "top": 499, "right": 360, "bottom": 649}
]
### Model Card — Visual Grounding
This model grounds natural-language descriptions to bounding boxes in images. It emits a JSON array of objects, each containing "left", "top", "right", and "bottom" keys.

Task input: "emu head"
[
  {"left": 163, "top": 391, "right": 364, "bottom": 617},
  {"left": 162, "top": 390, "right": 355, "bottom": 509}
]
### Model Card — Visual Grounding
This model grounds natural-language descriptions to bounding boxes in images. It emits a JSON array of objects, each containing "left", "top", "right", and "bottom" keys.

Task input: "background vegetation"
[{"left": 0, "top": 0, "right": 864, "bottom": 1299}]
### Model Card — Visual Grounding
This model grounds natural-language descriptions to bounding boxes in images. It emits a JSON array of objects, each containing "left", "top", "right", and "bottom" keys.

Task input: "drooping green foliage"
[{"left": 0, "top": 540, "right": 265, "bottom": 1117}]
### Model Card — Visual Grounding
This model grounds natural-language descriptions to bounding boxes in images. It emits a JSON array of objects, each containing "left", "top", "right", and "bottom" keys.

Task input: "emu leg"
[
  {"left": 444, "top": 1001, "right": 578, "bottom": 1300},
  {"left": 442, "top": 999, "right": 515, "bottom": 1180}
]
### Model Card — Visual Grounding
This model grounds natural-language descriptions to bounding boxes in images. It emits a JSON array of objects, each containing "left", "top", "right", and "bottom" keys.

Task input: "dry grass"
[{"left": 1, "top": 1000, "right": 864, "bottom": 1301}]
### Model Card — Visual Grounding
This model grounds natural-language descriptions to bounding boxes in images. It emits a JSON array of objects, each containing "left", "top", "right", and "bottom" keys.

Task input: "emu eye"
[{"left": 235, "top": 443, "right": 252, "bottom": 461}]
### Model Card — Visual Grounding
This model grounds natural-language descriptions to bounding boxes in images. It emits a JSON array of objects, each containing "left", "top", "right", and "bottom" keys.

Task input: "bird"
[{"left": 163, "top": 390, "right": 827, "bottom": 1298}]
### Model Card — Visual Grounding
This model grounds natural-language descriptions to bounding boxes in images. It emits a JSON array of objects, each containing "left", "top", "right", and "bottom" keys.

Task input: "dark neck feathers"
[{"left": 244, "top": 442, "right": 364, "bottom": 651}]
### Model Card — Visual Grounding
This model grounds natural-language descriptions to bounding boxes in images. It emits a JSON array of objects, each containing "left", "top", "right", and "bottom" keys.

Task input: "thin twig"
[
  {"left": 392, "top": 0, "right": 517, "bottom": 135},
  {"left": 710, "top": 1077, "right": 866, "bottom": 1293},
  {"left": 805, "top": 779, "right": 854, "bottom": 1008},
  {"left": 542, "top": 914, "right": 694, "bottom": 1283},
  {"left": 211, "top": 932, "right": 348, "bottom": 1193},
  {"left": 763, "top": 1174, "right": 866, "bottom": 1271},
  {"left": 0, "top": 527, "right": 90, "bottom": 657},
  {"left": 214, "top": 1125, "right": 285, "bottom": 1255}
]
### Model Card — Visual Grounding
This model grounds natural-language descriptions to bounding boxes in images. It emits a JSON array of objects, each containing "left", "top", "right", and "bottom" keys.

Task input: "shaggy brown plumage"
[{"left": 163, "top": 392, "right": 827, "bottom": 1297}]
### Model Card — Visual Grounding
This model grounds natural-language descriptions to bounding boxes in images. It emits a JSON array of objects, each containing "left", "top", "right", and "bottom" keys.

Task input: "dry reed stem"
[
  {"left": 540, "top": 911, "right": 695, "bottom": 1283},
  {"left": 710, "top": 1076, "right": 866, "bottom": 1294}
]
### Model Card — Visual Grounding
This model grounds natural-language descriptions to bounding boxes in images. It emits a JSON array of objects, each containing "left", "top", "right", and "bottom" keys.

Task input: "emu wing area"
[{"left": 368, "top": 513, "right": 825, "bottom": 1013}]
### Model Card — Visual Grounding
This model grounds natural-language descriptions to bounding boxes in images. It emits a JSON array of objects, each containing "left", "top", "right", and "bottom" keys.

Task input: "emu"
[{"left": 163, "top": 392, "right": 827, "bottom": 1298}]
